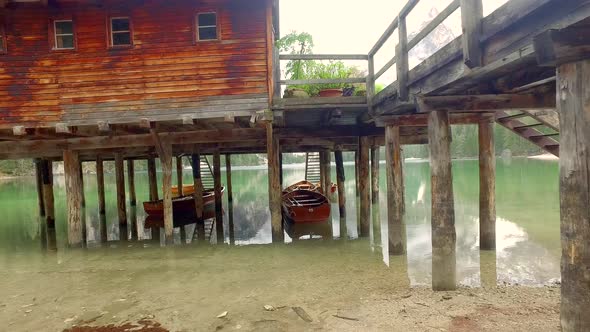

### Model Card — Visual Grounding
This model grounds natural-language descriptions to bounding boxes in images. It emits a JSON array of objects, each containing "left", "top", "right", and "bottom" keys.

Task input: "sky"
[{"left": 279, "top": 0, "right": 509, "bottom": 83}]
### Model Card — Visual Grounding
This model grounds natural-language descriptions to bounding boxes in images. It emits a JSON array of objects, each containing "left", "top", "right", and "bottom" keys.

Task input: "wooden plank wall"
[{"left": 0, "top": 0, "right": 270, "bottom": 128}]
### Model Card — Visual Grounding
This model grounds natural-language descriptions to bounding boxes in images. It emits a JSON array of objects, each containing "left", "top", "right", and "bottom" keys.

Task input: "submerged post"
[
  {"left": 370, "top": 143, "right": 381, "bottom": 242},
  {"left": 147, "top": 156, "right": 159, "bottom": 202},
  {"left": 40, "top": 160, "right": 55, "bottom": 227},
  {"left": 191, "top": 153, "right": 205, "bottom": 242},
  {"left": 428, "top": 110, "right": 456, "bottom": 291},
  {"left": 334, "top": 149, "right": 347, "bottom": 238},
  {"left": 176, "top": 156, "right": 184, "bottom": 197},
  {"left": 478, "top": 120, "right": 496, "bottom": 250},
  {"left": 114, "top": 153, "right": 127, "bottom": 226},
  {"left": 266, "top": 122, "right": 283, "bottom": 243},
  {"left": 160, "top": 144, "right": 174, "bottom": 245},
  {"left": 63, "top": 150, "right": 83, "bottom": 247},
  {"left": 79, "top": 162, "right": 86, "bottom": 207},
  {"left": 226, "top": 155, "right": 235, "bottom": 245},
  {"left": 127, "top": 160, "right": 137, "bottom": 206},
  {"left": 385, "top": 126, "right": 406, "bottom": 254},
  {"left": 213, "top": 151, "right": 224, "bottom": 244},
  {"left": 358, "top": 136, "right": 371, "bottom": 237},
  {"left": 34, "top": 159, "right": 45, "bottom": 217},
  {"left": 96, "top": 156, "right": 106, "bottom": 215}
]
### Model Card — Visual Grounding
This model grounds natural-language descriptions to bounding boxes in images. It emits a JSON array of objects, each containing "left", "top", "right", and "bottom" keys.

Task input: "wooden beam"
[
  {"left": 396, "top": 14, "right": 409, "bottom": 101},
  {"left": 479, "top": 120, "right": 496, "bottom": 250},
  {"left": 96, "top": 156, "right": 106, "bottom": 215},
  {"left": 191, "top": 154, "right": 206, "bottom": 242},
  {"left": 376, "top": 112, "right": 494, "bottom": 127},
  {"left": 213, "top": 151, "right": 224, "bottom": 244},
  {"left": 385, "top": 126, "right": 406, "bottom": 255},
  {"left": 127, "top": 160, "right": 137, "bottom": 206},
  {"left": 279, "top": 54, "right": 369, "bottom": 60},
  {"left": 40, "top": 160, "right": 55, "bottom": 228},
  {"left": 370, "top": 144, "right": 381, "bottom": 242},
  {"left": 334, "top": 149, "right": 347, "bottom": 239},
  {"left": 63, "top": 150, "right": 83, "bottom": 247},
  {"left": 266, "top": 122, "right": 283, "bottom": 243},
  {"left": 226, "top": 155, "right": 235, "bottom": 245},
  {"left": 147, "top": 156, "right": 159, "bottom": 202},
  {"left": 34, "top": 159, "right": 45, "bottom": 217},
  {"left": 176, "top": 156, "right": 184, "bottom": 197},
  {"left": 534, "top": 25, "right": 590, "bottom": 67},
  {"left": 557, "top": 57, "right": 590, "bottom": 332},
  {"left": 159, "top": 142, "right": 174, "bottom": 245},
  {"left": 428, "top": 110, "right": 457, "bottom": 291},
  {"left": 460, "top": 0, "right": 483, "bottom": 68},
  {"left": 358, "top": 136, "right": 371, "bottom": 237},
  {"left": 416, "top": 93, "right": 556, "bottom": 113},
  {"left": 115, "top": 153, "right": 127, "bottom": 226}
]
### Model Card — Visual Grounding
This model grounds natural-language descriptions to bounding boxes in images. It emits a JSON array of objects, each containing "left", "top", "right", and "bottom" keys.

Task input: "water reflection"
[{"left": 0, "top": 158, "right": 560, "bottom": 287}]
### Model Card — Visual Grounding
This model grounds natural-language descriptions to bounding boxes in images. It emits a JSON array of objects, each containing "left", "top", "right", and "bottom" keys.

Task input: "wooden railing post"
[
  {"left": 396, "top": 14, "right": 409, "bottom": 101},
  {"left": 367, "top": 54, "right": 375, "bottom": 112},
  {"left": 460, "top": 0, "right": 483, "bottom": 68}
]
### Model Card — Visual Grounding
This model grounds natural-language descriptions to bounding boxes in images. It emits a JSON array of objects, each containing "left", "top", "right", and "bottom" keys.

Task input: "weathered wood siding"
[{"left": 0, "top": 0, "right": 271, "bottom": 128}]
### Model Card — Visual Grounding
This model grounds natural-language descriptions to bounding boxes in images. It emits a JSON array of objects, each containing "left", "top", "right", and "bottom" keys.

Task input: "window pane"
[
  {"left": 55, "top": 21, "right": 73, "bottom": 35},
  {"left": 199, "top": 27, "right": 217, "bottom": 40},
  {"left": 198, "top": 13, "right": 217, "bottom": 27},
  {"left": 112, "top": 18, "right": 130, "bottom": 32},
  {"left": 57, "top": 35, "right": 74, "bottom": 49},
  {"left": 113, "top": 32, "right": 131, "bottom": 46}
]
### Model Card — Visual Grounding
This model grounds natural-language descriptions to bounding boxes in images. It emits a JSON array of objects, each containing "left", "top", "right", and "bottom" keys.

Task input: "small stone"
[
  {"left": 442, "top": 295, "right": 453, "bottom": 300},
  {"left": 263, "top": 305, "right": 276, "bottom": 311},
  {"left": 216, "top": 311, "right": 228, "bottom": 318},
  {"left": 24, "top": 310, "right": 32, "bottom": 314},
  {"left": 401, "top": 294, "right": 412, "bottom": 299}
]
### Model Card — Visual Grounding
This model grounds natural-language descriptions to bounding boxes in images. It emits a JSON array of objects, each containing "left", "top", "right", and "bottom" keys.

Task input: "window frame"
[
  {"left": 50, "top": 18, "right": 76, "bottom": 51},
  {"left": 108, "top": 16, "right": 133, "bottom": 48},
  {"left": 0, "top": 24, "right": 6, "bottom": 54},
  {"left": 195, "top": 11, "right": 219, "bottom": 43}
]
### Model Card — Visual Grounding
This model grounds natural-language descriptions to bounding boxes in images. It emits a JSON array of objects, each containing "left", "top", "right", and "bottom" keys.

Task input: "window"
[
  {"left": 110, "top": 17, "right": 132, "bottom": 47},
  {"left": 197, "top": 12, "right": 218, "bottom": 41},
  {"left": 0, "top": 25, "right": 6, "bottom": 54},
  {"left": 54, "top": 20, "right": 75, "bottom": 49}
]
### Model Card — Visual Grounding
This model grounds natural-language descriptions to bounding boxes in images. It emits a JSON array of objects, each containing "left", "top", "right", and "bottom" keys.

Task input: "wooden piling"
[
  {"left": 358, "top": 136, "right": 371, "bottom": 237},
  {"left": 40, "top": 160, "right": 55, "bottom": 227},
  {"left": 160, "top": 144, "right": 174, "bottom": 245},
  {"left": 127, "top": 160, "right": 137, "bottom": 206},
  {"left": 319, "top": 150, "right": 328, "bottom": 194},
  {"left": 176, "top": 156, "right": 184, "bottom": 196},
  {"left": 147, "top": 156, "right": 159, "bottom": 201},
  {"left": 96, "top": 156, "right": 106, "bottom": 215},
  {"left": 266, "top": 122, "right": 283, "bottom": 243},
  {"left": 428, "top": 110, "right": 456, "bottom": 291},
  {"left": 114, "top": 153, "right": 127, "bottom": 226},
  {"left": 63, "top": 150, "right": 83, "bottom": 247},
  {"left": 557, "top": 58, "right": 590, "bottom": 331},
  {"left": 226, "top": 154, "right": 235, "bottom": 245},
  {"left": 334, "top": 149, "right": 347, "bottom": 238},
  {"left": 213, "top": 151, "right": 224, "bottom": 244},
  {"left": 478, "top": 120, "right": 496, "bottom": 250},
  {"left": 385, "top": 126, "right": 406, "bottom": 254},
  {"left": 370, "top": 144, "right": 380, "bottom": 242},
  {"left": 79, "top": 162, "right": 86, "bottom": 207},
  {"left": 191, "top": 154, "right": 205, "bottom": 242},
  {"left": 34, "top": 159, "right": 45, "bottom": 217},
  {"left": 355, "top": 150, "right": 360, "bottom": 234}
]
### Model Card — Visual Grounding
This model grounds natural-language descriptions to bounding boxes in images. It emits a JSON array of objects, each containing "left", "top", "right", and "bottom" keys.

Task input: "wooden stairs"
[
  {"left": 305, "top": 152, "right": 321, "bottom": 184},
  {"left": 495, "top": 110, "right": 560, "bottom": 157}
]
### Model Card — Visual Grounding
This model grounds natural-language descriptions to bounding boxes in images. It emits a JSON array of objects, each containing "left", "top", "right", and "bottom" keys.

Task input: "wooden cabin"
[{"left": 0, "top": 0, "right": 278, "bottom": 131}]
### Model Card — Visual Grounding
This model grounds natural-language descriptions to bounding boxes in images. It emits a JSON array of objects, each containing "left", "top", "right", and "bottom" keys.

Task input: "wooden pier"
[{"left": 0, "top": 0, "right": 589, "bottom": 329}]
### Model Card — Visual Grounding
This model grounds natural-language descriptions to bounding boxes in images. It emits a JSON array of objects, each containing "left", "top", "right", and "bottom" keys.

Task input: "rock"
[
  {"left": 216, "top": 311, "right": 228, "bottom": 318},
  {"left": 292, "top": 307, "right": 313, "bottom": 323},
  {"left": 442, "top": 295, "right": 453, "bottom": 300},
  {"left": 24, "top": 310, "right": 32, "bottom": 314},
  {"left": 263, "top": 305, "right": 276, "bottom": 311},
  {"left": 401, "top": 294, "right": 412, "bottom": 299}
]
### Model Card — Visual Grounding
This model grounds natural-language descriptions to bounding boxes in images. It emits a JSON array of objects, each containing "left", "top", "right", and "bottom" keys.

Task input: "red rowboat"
[
  {"left": 282, "top": 182, "right": 331, "bottom": 224},
  {"left": 143, "top": 187, "right": 224, "bottom": 228}
]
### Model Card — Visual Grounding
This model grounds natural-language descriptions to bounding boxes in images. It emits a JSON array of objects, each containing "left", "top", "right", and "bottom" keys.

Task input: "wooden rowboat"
[
  {"left": 282, "top": 184, "right": 331, "bottom": 224},
  {"left": 283, "top": 180, "right": 319, "bottom": 193},
  {"left": 171, "top": 184, "right": 196, "bottom": 198},
  {"left": 143, "top": 187, "right": 224, "bottom": 228}
]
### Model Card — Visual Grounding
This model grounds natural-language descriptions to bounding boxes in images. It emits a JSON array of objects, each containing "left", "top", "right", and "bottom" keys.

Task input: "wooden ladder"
[
  {"left": 305, "top": 152, "right": 321, "bottom": 184},
  {"left": 495, "top": 110, "right": 559, "bottom": 157}
]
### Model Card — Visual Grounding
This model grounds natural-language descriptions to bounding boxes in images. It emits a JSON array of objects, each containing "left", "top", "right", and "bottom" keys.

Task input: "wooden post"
[
  {"left": 191, "top": 154, "right": 205, "bottom": 242},
  {"left": 334, "top": 149, "right": 347, "bottom": 238},
  {"left": 324, "top": 150, "right": 332, "bottom": 197},
  {"left": 279, "top": 152, "right": 284, "bottom": 188},
  {"left": 479, "top": 120, "right": 496, "bottom": 250},
  {"left": 147, "top": 156, "right": 159, "bottom": 201},
  {"left": 319, "top": 150, "right": 327, "bottom": 193},
  {"left": 428, "top": 110, "right": 456, "bottom": 291},
  {"left": 213, "top": 151, "right": 224, "bottom": 244},
  {"left": 355, "top": 150, "right": 360, "bottom": 234},
  {"left": 396, "top": 14, "right": 409, "bottom": 101},
  {"left": 79, "top": 162, "right": 86, "bottom": 207},
  {"left": 385, "top": 126, "right": 406, "bottom": 254},
  {"left": 460, "top": 0, "right": 483, "bottom": 68},
  {"left": 127, "top": 160, "right": 136, "bottom": 206},
  {"left": 176, "top": 156, "right": 184, "bottom": 197},
  {"left": 160, "top": 144, "right": 174, "bottom": 245},
  {"left": 266, "top": 122, "right": 283, "bottom": 243},
  {"left": 557, "top": 58, "right": 590, "bottom": 331},
  {"left": 370, "top": 144, "right": 380, "bottom": 242},
  {"left": 114, "top": 153, "right": 127, "bottom": 226},
  {"left": 96, "top": 156, "right": 106, "bottom": 215},
  {"left": 40, "top": 160, "right": 55, "bottom": 228},
  {"left": 63, "top": 150, "right": 83, "bottom": 247},
  {"left": 359, "top": 136, "right": 371, "bottom": 237},
  {"left": 34, "top": 159, "right": 45, "bottom": 217},
  {"left": 226, "top": 154, "right": 235, "bottom": 245}
]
